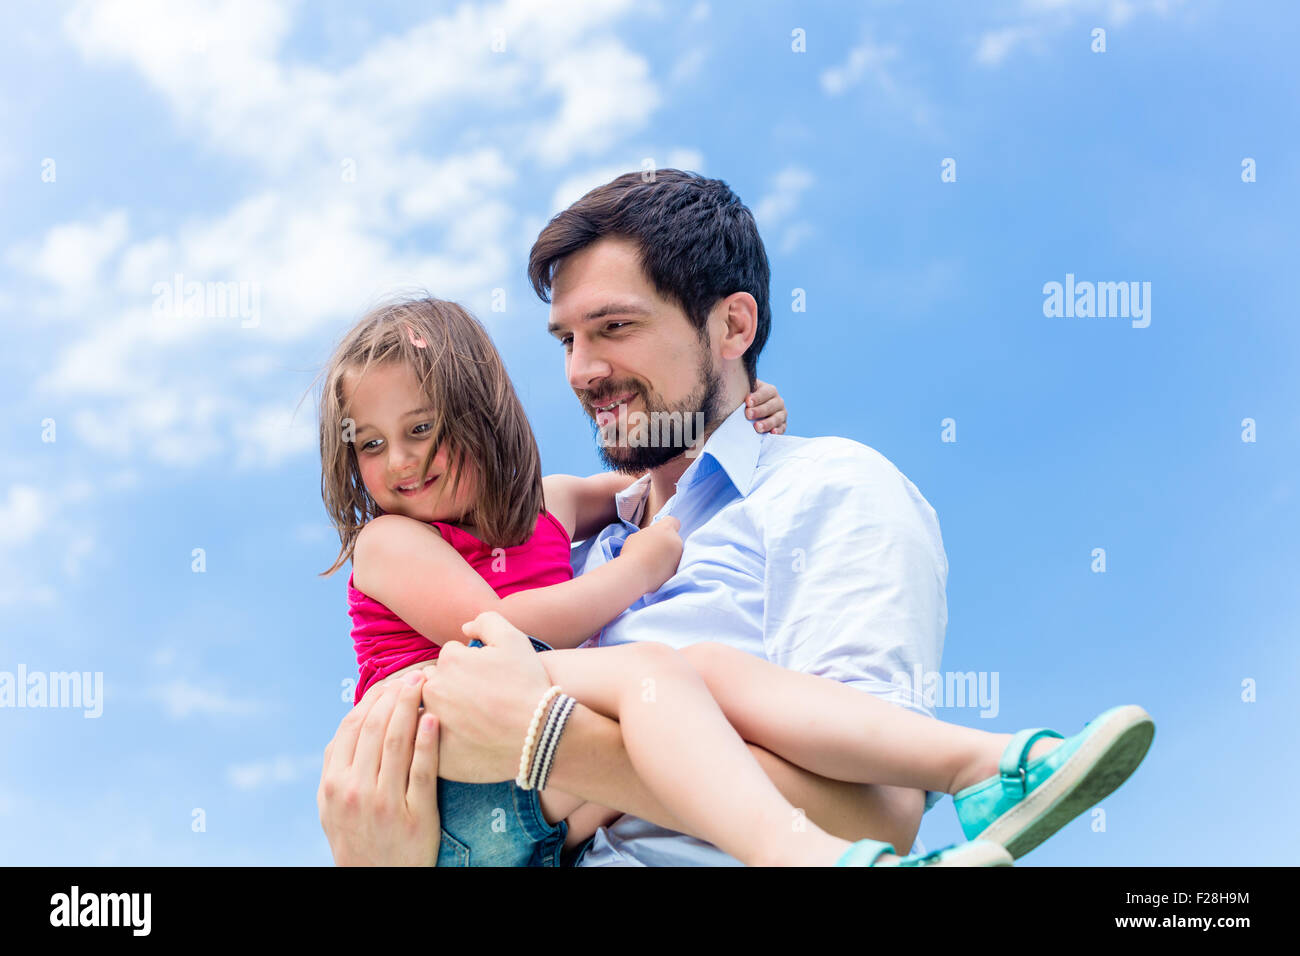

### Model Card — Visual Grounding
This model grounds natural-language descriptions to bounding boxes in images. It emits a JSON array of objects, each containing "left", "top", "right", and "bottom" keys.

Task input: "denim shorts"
[{"left": 435, "top": 635, "right": 569, "bottom": 867}]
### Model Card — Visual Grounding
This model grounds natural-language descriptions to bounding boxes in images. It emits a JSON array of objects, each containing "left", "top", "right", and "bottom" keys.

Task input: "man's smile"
[{"left": 589, "top": 391, "right": 639, "bottom": 427}]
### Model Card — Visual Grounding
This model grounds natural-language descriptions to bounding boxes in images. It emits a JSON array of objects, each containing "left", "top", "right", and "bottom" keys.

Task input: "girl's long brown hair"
[{"left": 318, "top": 296, "right": 545, "bottom": 575}]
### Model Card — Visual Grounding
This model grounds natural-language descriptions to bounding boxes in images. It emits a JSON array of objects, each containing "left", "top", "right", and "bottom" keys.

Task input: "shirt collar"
[
  {"left": 685, "top": 400, "right": 762, "bottom": 497},
  {"left": 614, "top": 473, "right": 652, "bottom": 525}
]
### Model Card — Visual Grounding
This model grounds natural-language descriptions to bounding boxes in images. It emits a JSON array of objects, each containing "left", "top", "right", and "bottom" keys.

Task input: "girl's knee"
[
  {"left": 632, "top": 639, "right": 690, "bottom": 670},
  {"left": 679, "top": 640, "right": 738, "bottom": 677},
  {"left": 622, "top": 641, "right": 703, "bottom": 692}
]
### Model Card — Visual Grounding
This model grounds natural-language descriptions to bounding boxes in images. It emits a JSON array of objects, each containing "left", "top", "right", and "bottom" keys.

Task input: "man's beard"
[{"left": 584, "top": 353, "right": 726, "bottom": 475}]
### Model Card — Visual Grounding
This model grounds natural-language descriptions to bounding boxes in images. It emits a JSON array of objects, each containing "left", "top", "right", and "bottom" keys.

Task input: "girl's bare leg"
[
  {"left": 678, "top": 642, "right": 1061, "bottom": 794},
  {"left": 536, "top": 643, "right": 854, "bottom": 867},
  {"left": 550, "top": 745, "right": 925, "bottom": 852}
]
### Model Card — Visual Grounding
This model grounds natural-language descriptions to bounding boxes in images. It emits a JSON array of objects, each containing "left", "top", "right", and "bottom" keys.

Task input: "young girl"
[{"left": 319, "top": 296, "right": 1155, "bottom": 867}]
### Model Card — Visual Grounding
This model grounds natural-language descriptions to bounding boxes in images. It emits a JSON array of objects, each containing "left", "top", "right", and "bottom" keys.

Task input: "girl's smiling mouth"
[{"left": 394, "top": 475, "right": 438, "bottom": 496}]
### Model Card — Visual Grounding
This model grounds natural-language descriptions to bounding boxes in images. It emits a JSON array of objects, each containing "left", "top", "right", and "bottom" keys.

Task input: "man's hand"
[
  {"left": 318, "top": 672, "right": 442, "bottom": 866},
  {"left": 420, "top": 611, "right": 553, "bottom": 783}
]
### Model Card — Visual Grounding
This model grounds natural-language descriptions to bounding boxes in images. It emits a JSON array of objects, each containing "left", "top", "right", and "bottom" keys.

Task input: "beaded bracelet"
[
  {"left": 516, "top": 685, "right": 563, "bottom": 790},
  {"left": 527, "top": 693, "right": 565, "bottom": 791},
  {"left": 534, "top": 694, "right": 577, "bottom": 792},
  {"left": 528, "top": 691, "right": 572, "bottom": 790}
]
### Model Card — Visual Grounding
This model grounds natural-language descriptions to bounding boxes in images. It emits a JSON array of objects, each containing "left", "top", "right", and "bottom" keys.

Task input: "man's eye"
[
  {"left": 559, "top": 335, "right": 573, "bottom": 348},
  {"left": 605, "top": 322, "right": 628, "bottom": 333}
]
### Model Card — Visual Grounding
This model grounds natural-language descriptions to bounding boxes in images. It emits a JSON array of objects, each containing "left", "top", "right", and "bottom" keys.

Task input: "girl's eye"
[
  {"left": 360, "top": 438, "right": 382, "bottom": 452},
  {"left": 412, "top": 423, "right": 432, "bottom": 435}
]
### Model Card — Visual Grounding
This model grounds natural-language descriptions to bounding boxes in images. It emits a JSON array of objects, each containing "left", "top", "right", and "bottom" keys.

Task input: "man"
[{"left": 318, "top": 169, "right": 948, "bottom": 866}]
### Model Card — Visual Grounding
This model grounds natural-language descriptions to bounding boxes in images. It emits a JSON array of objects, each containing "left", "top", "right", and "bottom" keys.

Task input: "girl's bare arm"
[
  {"left": 543, "top": 472, "right": 642, "bottom": 542},
  {"left": 351, "top": 514, "right": 668, "bottom": 650}
]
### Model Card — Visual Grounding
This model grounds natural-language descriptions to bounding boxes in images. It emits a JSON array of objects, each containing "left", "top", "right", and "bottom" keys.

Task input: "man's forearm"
[{"left": 545, "top": 703, "right": 925, "bottom": 850}]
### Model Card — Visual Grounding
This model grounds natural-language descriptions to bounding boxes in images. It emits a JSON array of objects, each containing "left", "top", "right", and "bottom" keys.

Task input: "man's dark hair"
[{"left": 528, "top": 169, "right": 771, "bottom": 387}]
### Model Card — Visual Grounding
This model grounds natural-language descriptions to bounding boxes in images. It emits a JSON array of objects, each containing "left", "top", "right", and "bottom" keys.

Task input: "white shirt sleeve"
[{"left": 760, "top": 438, "right": 948, "bottom": 719}]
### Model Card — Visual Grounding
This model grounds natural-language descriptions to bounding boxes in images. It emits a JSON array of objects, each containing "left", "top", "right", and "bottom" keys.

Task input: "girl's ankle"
[
  {"left": 952, "top": 734, "right": 1065, "bottom": 795},
  {"left": 950, "top": 734, "right": 1011, "bottom": 794}
]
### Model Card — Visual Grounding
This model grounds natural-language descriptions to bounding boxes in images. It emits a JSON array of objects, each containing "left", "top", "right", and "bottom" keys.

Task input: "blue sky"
[{"left": 2, "top": 0, "right": 1296, "bottom": 865}]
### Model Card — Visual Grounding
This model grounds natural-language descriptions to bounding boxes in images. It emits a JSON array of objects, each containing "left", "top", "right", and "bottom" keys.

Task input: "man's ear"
[{"left": 712, "top": 292, "right": 758, "bottom": 363}]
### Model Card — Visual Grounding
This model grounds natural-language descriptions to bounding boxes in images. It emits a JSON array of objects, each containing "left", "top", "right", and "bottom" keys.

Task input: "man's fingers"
[
  {"left": 352, "top": 683, "right": 400, "bottom": 781},
  {"left": 748, "top": 396, "right": 783, "bottom": 422},
  {"left": 378, "top": 674, "right": 425, "bottom": 798},
  {"left": 325, "top": 682, "right": 383, "bottom": 774},
  {"left": 757, "top": 408, "right": 788, "bottom": 434},
  {"left": 465, "top": 611, "right": 532, "bottom": 653},
  {"left": 407, "top": 712, "right": 440, "bottom": 814}
]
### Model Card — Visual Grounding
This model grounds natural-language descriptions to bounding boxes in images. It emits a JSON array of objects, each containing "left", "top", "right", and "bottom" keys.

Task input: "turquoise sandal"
[
  {"left": 953, "top": 704, "right": 1155, "bottom": 859},
  {"left": 836, "top": 838, "right": 1013, "bottom": 867}
]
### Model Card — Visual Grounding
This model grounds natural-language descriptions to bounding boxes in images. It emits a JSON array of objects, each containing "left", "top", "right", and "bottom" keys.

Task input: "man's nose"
[{"left": 567, "top": 338, "right": 612, "bottom": 393}]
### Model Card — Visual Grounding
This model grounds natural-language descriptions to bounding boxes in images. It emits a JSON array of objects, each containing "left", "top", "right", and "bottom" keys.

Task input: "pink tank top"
[{"left": 347, "top": 510, "right": 574, "bottom": 704}]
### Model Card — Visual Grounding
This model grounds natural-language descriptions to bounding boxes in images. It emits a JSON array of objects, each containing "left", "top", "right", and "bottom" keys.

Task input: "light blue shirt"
[{"left": 571, "top": 400, "right": 949, "bottom": 866}]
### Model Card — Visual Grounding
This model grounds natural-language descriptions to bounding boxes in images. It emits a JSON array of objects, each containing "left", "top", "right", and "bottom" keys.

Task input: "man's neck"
[{"left": 639, "top": 454, "right": 692, "bottom": 528}]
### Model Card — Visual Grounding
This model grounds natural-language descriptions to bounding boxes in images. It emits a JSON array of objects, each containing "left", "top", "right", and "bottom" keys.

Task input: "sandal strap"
[
  {"left": 836, "top": 838, "right": 897, "bottom": 867},
  {"left": 898, "top": 846, "right": 948, "bottom": 867},
  {"left": 999, "top": 728, "right": 1065, "bottom": 796}
]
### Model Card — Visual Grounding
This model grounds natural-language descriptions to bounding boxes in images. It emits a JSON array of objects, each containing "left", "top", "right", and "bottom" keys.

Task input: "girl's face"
[{"left": 343, "top": 361, "right": 478, "bottom": 525}]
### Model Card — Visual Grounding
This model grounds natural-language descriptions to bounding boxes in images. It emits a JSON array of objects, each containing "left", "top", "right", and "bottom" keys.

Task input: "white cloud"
[
  {"left": 821, "top": 38, "right": 900, "bottom": 96},
  {"left": 819, "top": 36, "right": 936, "bottom": 130},
  {"left": 0, "top": 477, "right": 122, "bottom": 607},
  {"left": 754, "top": 167, "right": 814, "bottom": 228},
  {"left": 975, "top": 25, "right": 1041, "bottom": 65},
  {"left": 62, "top": 535, "right": 95, "bottom": 578},
  {"left": 754, "top": 166, "right": 816, "bottom": 255},
  {"left": 62, "top": 0, "right": 650, "bottom": 173},
  {"left": 23, "top": 0, "right": 670, "bottom": 474},
  {"left": 8, "top": 210, "right": 129, "bottom": 290},
  {"left": 396, "top": 149, "right": 517, "bottom": 224},
  {"left": 664, "top": 148, "right": 706, "bottom": 175},
  {"left": 227, "top": 753, "right": 321, "bottom": 791},
  {"left": 152, "top": 679, "right": 264, "bottom": 719},
  {"left": 777, "top": 223, "right": 814, "bottom": 255},
  {"left": 669, "top": 46, "right": 708, "bottom": 85},
  {"left": 974, "top": 0, "right": 1186, "bottom": 67},
  {"left": 0, "top": 485, "right": 47, "bottom": 546},
  {"left": 232, "top": 400, "right": 318, "bottom": 470},
  {"left": 534, "top": 37, "right": 661, "bottom": 166},
  {"left": 548, "top": 163, "right": 642, "bottom": 216}
]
